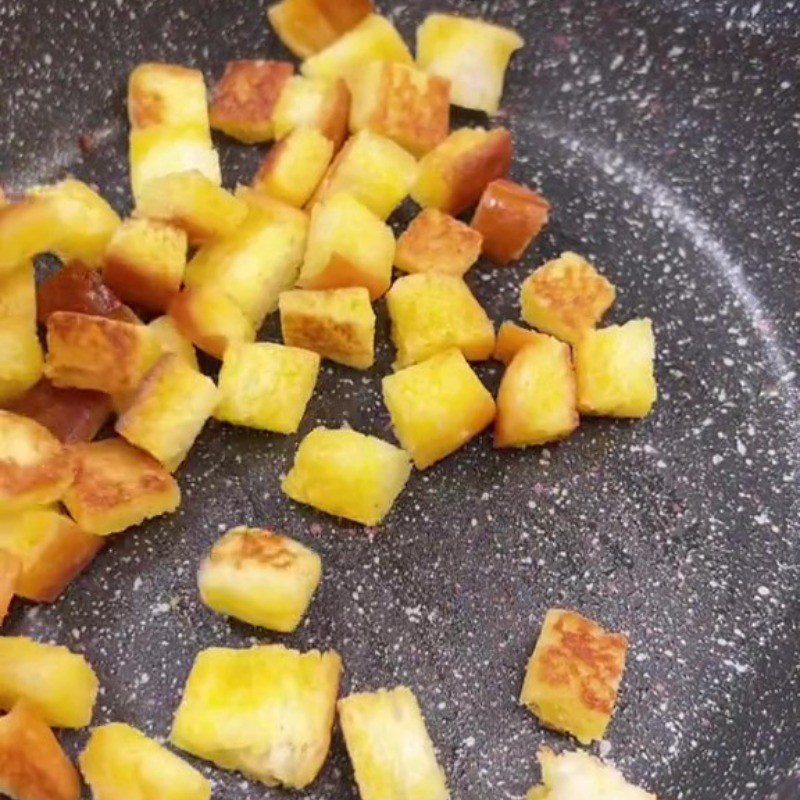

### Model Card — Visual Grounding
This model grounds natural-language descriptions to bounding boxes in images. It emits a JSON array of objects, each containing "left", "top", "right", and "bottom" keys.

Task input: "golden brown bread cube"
[
  {"left": 0, "top": 551, "right": 20, "bottom": 625},
  {"left": 210, "top": 60, "right": 295, "bottom": 143},
  {"left": 272, "top": 76, "right": 350, "bottom": 149},
  {"left": 44, "top": 312, "right": 161, "bottom": 395},
  {"left": 410, "top": 127, "right": 512, "bottom": 215},
  {"left": 0, "top": 411, "right": 75, "bottom": 513},
  {"left": 103, "top": 218, "right": 187, "bottom": 312},
  {"left": 519, "top": 609, "right": 628, "bottom": 744},
  {"left": 116, "top": 354, "right": 219, "bottom": 472},
  {"left": 395, "top": 209, "right": 482, "bottom": 277},
  {"left": 128, "top": 63, "right": 211, "bottom": 130},
  {"left": 347, "top": 61, "right": 450, "bottom": 157},
  {"left": 279, "top": 287, "right": 375, "bottom": 369},
  {"left": 492, "top": 321, "right": 546, "bottom": 365},
  {"left": 63, "top": 438, "right": 180, "bottom": 536}
]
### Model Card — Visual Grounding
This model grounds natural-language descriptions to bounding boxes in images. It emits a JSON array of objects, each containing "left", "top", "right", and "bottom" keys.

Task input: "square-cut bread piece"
[
  {"left": 147, "top": 315, "right": 199, "bottom": 370},
  {"left": 273, "top": 76, "right": 350, "bottom": 149},
  {"left": 79, "top": 723, "right": 211, "bottom": 800},
  {"left": 215, "top": 343, "right": 320, "bottom": 434},
  {"left": 492, "top": 322, "right": 545, "bottom": 365},
  {"left": 520, "top": 609, "right": 628, "bottom": 745},
  {"left": 495, "top": 335, "right": 579, "bottom": 448},
  {"left": 387, "top": 273, "right": 495, "bottom": 368},
  {"left": 170, "top": 644, "right": 341, "bottom": 789},
  {"left": 198, "top": 527, "right": 322, "bottom": 632},
  {"left": 63, "top": 438, "right": 180, "bottom": 536},
  {"left": 383, "top": 349, "right": 495, "bottom": 469},
  {"left": 0, "top": 636, "right": 98, "bottom": 728},
  {"left": 279, "top": 287, "right": 375, "bottom": 369},
  {"left": 128, "top": 63, "right": 211, "bottom": 130},
  {"left": 339, "top": 686, "right": 449, "bottom": 800},
  {"left": 282, "top": 426, "right": 411, "bottom": 526}
]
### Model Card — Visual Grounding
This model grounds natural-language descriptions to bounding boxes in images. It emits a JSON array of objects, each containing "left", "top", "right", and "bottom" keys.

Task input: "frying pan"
[{"left": 2, "top": 0, "right": 799, "bottom": 798}]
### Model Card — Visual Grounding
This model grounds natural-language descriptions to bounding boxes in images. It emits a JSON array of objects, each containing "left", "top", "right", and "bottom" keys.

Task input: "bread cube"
[
  {"left": 103, "top": 218, "right": 187, "bottom": 312},
  {"left": 45, "top": 312, "right": 161, "bottom": 395},
  {"left": 520, "top": 609, "right": 628, "bottom": 744},
  {"left": 395, "top": 208, "right": 482, "bottom": 277},
  {"left": 411, "top": 127, "right": 512, "bottom": 215},
  {"left": 279, "top": 287, "right": 375, "bottom": 369},
  {"left": 0, "top": 411, "right": 75, "bottom": 513},
  {"left": 63, "top": 438, "right": 180, "bottom": 536},
  {"left": 135, "top": 170, "right": 248, "bottom": 246},
  {"left": 495, "top": 335, "right": 578, "bottom": 448},
  {"left": 215, "top": 343, "right": 320, "bottom": 433},
  {"left": 170, "top": 644, "right": 341, "bottom": 788},
  {"left": 520, "top": 252, "right": 616, "bottom": 345},
  {"left": 273, "top": 76, "right": 350, "bottom": 149},
  {"left": 147, "top": 315, "right": 199, "bottom": 370},
  {"left": 268, "top": 0, "right": 374, "bottom": 58},
  {"left": 79, "top": 723, "right": 211, "bottom": 800},
  {"left": 574, "top": 319, "right": 657, "bottom": 419},
  {"left": 254, "top": 127, "right": 334, "bottom": 207},
  {"left": 198, "top": 527, "right": 322, "bottom": 632},
  {"left": 299, "top": 192, "right": 394, "bottom": 299},
  {"left": 210, "top": 60, "right": 294, "bottom": 143},
  {"left": 0, "top": 508, "right": 103, "bottom": 603},
  {"left": 417, "top": 14, "right": 523, "bottom": 115},
  {"left": 387, "top": 273, "right": 495, "bottom": 367},
  {"left": 0, "top": 700, "right": 81, "bottom": 800},
  {"left": 492, "top": 322, "right": 546, "bottom": 365},
  {"left": 128, "top": 63, "right": 210, "bottom": 130},
  {"left": 471, "top": 179, "right": 549, "bottom": 264},
  {"left": 116, "top": 355, "right": 219, "bottom": 471},
  {"left": 339, "top": 687, "right": 449, "bottom": 800},
  {"left": 282, "top": 426, "right": 411, "bottom": 526},
  {"left": 0, "top": 198, "right": 61, "bottom": 277},
  {"left": 302, "top": 14, "right": 412, "bottom": 81},
  {"left": 527, "top": 748, "right": 656, "bottom": 800},
  {"left": 383, "top": 349, "right": 495, "bottom": 469},
  {"left": 348, "top": 61, "right": 449, "bottom": 157},
  {"left": 0, "top": 637, "right": 98, "bottom": 728},
  {"left": 0, "top": 551, "right": 20, "bottom": 624}
]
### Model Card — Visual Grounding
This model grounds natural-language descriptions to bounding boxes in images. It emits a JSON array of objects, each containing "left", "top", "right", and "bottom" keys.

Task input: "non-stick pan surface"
[{"left": 1, "top": 1, "right": 798, "bottom": 798}]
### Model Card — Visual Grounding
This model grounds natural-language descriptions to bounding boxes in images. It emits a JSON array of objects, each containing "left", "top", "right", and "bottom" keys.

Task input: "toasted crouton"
[
  {"left": 0, "top": 199, "right": 61, "bottom": 277},
  {"left": 0, "top": 411, "right": 75, "bottom": 513},
  {"left": 492, "top": 321, "right": 546, "bottom": 365},
  {"left": 210, "top": 60, "right": 294, "bottom": 143},
  {"left": 272, "top": 76, "right": 350, "bottom": 149},
  {"left": 0, "top": 551, "right": 20, "bottom": 624},
  {"left": 395, "top": 208, "right": 482, "bottom": 277},
  {"left": 147, "top": 316, "right": 199, "bottom": 370},
  {"left": 63, "top": 438, "right": 180, "bottom": 536},
  {"left": 128, "top": 63, "right": 210, "bottom": 130}
]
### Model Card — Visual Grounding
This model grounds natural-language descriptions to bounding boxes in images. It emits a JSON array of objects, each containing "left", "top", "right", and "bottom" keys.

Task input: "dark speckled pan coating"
[{"left": 1, "top": 1, "right": 798, "bottom": 798}]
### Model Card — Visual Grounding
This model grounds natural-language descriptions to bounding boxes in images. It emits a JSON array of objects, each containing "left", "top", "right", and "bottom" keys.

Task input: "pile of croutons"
[{"left": 0, "top": 2, "right": 659, "bottom": 799}]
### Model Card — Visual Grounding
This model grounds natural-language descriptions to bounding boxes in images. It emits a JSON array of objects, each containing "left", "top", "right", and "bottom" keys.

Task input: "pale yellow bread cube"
[
  {"left": 170, "top": 644, "right": 342, "bottom": 788},
  {"left": 520, "top": 609, "right": 628, "bottom": 745},
  {"left": 492, "top": 321, "right": 545, "bottom": 365},
  {"left": 282, "top": 426, "right": 411, "bottom": 526},
  {"left": 416, "top": 14, "right": 523, "bottom": 115},
  {"left": 299, "top": 192, "right": 394, "bottom": 299},
  {"left": 0, "top": 198, "right": 61, "bottom": 277},
  {"left": 348, "top": 61, "right": 450, "bottom": 157},
  {"left": 310, "top": 129, "right": 417, "bottom": 220},
  {"left": 0, "top": 637, "right": 98, "bottom": 728},
  {"left": 215, "top": 342, "right": 320, "bottom": 434},
  {"left": 103, "top": 218, "right": 187, "bottom": 312},
  {"left": 116, "top": 354, "right": 219, "bottom": 472},
  {"left": 135, "top": 170, "right": 248, "bottom": 246},
  {"left": 80, "top": 723, "right": 211, "bottom": 800},
  {"left": 520, "top": 252, "right": 616, "bottom": 344},
  {"left": 273, "top": 76, "right": 350, "bottom": 149},
  {"left": 147, "top": 315, "right": 199, "bottom": 370},
  {"left": 198, "top": 526, "right": 322, "bottom": 632},
  {"left": 44, "top": 312, "right": 161, "bottom": 395},
  {"left": 495, "top": 336, "right": 579, "bottom": 448},
  {"left": 0, "top": 411, "right": 75, "bottom": 513},
  {"left": 184, "top": 196, "right": 308, "bottom": 327},
  {"left": 574, "top": 319, "right": 657, "bottom": 419},
  {"left": 168, "top": 286, "right": 256, "bottom": 360},
  {"left": 383, "top": 349, "right": 495, "bottom": 469},
  {"left": 527, "top": 748, "right": 657, "bottom": 800},
  {"left": 0, "top": 700, "right": 81, "bottom": 800},
  {"left": 339, "top": 686, "right": 449, "bottom": 800},
  {"left": 301, "top": 14, "right": 412, "bottom": 81},
  {"left": 128, "top": 63, "right": 210, "bottom": 130},
  {"left": 63, "top": 438, "right": 180, "bottom": 536},
  {"left": 395, "top": 208, "right": 482, "bottom": 277},
  {"left": 410, "top": 127, "right": 512, "bottom": 215},
  {"left": 279, "top": 287, "right": 375, "bottom": 369},
  {"left": 386, "top": 273, "right": 495, "bottom": 368},
  {"left": 254, "top": 127, "right": 334, "bottom": 207}
]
